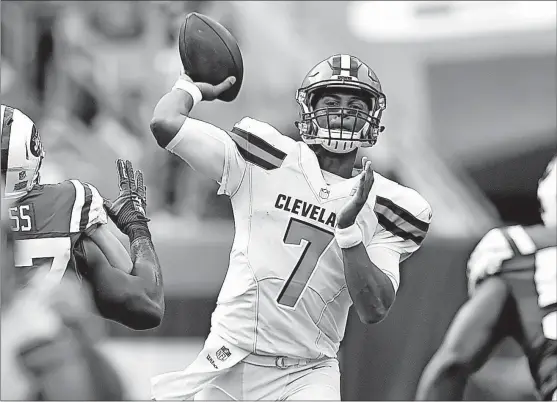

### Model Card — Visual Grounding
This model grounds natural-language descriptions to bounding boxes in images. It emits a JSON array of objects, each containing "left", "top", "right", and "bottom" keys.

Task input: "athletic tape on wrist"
[{"left": 172, "top": 78, "right": 203, "bottom": 107}]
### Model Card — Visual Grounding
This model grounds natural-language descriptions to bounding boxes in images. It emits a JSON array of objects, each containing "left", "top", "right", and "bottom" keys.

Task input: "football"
[{"left": 178, "top": 12, "right": 244, "bottom": 102}]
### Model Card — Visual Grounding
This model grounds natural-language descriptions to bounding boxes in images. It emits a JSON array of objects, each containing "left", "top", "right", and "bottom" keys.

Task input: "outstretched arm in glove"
[{"left": 81, "top": 159, "right": 165, "bottom": 330}]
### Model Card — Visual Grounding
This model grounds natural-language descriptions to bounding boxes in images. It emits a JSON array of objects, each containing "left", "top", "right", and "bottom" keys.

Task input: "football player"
[
  {"left": 149, "top": 54, "right": 432, "bottom": 400},
  {"left": 1, "top": 170, "right": 126, "bottom": 400},
  {"left": 415, "top": 156, "right": 557, "bottom": 401},
  {"left": 1, "top": 105, "right": 164, "bottom": 330}
]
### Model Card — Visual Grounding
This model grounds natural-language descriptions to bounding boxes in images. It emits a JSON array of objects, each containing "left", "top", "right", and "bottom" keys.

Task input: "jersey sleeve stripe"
[
  {"left": 375, "top": 202, "right": 428, "bottom": 241},
  {"left": 229, "top": 128, "right": 286, "bottom": 170},
  {"left": 84, "top": 183, "right": 108, "bottom": 228},
  {"left": 235, "top": 146, "right": 277, "bottom": 170},
  {"left": 230, "top": 127, "right": 287, "bottom": 161},
  {"left": 376, "top": 196, "right": 430, "bottom": 232},
  {"left": 376, "top": 212, "right": 426, "bottom": 246},
  {"left": 69, "top": 180, "right": 85, "bottom": 233},
  {"left": 506, "top": 226, "right": 536, "bottom": 255},
  {"left": 500, "top": 228, "right": 521, "bottom": 256},
  {"left": 79, "top": 183, "right": 93, "bottom": 231}
]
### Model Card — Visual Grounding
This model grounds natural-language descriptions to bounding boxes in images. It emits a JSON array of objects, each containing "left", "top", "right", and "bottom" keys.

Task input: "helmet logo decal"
[{"left": 29, "top": 126, "right": 42, "bottom": 158}]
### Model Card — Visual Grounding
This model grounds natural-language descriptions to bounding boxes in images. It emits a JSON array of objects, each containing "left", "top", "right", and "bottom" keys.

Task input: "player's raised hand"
[
  {"left": 178, "top": 71, "right": 236, "bottom": 102},
  {"left": 337, "top": 157, "right": 375, "bottom": 229},
  {"left": 104, "top": 159, "right": 149, "bottom": 236}
]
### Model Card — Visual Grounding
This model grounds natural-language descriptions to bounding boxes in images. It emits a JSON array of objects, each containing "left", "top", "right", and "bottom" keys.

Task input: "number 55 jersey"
[
  {"left": 8, "top": 179, "right": 107, "bottom": 287},
  {"left": 203, "top": 117, "right": 433, "bottom": 360}
]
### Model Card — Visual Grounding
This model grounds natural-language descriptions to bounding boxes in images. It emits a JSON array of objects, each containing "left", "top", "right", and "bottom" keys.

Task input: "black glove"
[{"left": 104, "top": 159, "right": 150, "bottom": 240}]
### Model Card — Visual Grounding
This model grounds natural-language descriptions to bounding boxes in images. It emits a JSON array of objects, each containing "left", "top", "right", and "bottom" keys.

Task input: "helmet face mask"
[
  {"left": 1, "top": 105, "right": 45, "bottom": 199},
  {"left": 296, "top": 54, "right": 387, "bottom": 154}
]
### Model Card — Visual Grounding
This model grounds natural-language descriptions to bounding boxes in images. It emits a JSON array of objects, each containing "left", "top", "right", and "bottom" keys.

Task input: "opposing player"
[
  {"left": 1, "top": 104, "right": 164, "bottom": 330},
  {"left": 1, "top": 169, "right": 126, "bottom": 400},
  {"left": 415, "top": 156, "right": 557, "bottom": 401},
  {"left": 149, "top": 54, "right": 432, "bottom": 400}
]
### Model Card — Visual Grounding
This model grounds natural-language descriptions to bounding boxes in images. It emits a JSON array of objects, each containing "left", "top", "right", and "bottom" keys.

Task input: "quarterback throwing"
[{"left": 150, "top": 54, "right": 432, "bottom": 400}]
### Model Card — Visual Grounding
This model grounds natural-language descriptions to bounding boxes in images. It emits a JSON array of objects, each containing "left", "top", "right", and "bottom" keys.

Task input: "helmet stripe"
[
  {"left": 331, "top": 55, "right": 341, "bottom": 76},
  {"left": 1, "top": 106, "right": 14, "bottom": 185},
  {"left": 340, "top": 55, "right": 350, "bottom": 76},
  {"left": 349, "top": 56, "right": 359, "bottom": 78}
]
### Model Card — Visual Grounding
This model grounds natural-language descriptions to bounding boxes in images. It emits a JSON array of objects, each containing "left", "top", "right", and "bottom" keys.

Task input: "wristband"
[
  {"left": 335, "top": 223, "right": 363, "bottom": 249},
  {"left": 126, "top": 223, "right": 152, "bottom": 244},
  {"left": 172, "top": 78, "right": 203, "bottom": 107}
]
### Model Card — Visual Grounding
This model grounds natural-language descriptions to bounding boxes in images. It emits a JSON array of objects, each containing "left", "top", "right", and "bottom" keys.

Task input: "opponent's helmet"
[
  {"left": 295, "top": 54, "right": 386, "bottom": 154},
  {"left": 538, "top": 155, "right": 556, "bottom": 227},
  {"left": 1, "top": 105, "right": 45, "bottom": 199}
]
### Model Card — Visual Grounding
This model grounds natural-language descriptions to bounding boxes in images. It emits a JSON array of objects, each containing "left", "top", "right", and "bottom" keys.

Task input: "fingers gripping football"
[{"left": 179, "top": 72, "right": 236, "bottom": 102}]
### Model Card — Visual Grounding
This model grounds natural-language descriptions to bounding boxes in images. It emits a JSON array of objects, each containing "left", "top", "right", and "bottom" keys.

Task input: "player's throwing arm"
[{"left": 150, "top": 14, "right": 244, "bottom": 185}]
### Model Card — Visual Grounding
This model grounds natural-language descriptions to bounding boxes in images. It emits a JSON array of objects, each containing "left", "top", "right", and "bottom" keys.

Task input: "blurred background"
[{"left": 1, "top": 0, "right": 556, "bottom": 399}]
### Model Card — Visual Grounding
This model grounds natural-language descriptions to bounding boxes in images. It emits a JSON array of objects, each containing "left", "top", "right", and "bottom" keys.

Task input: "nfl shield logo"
[
  {"left": 19, "top": 171, "right": 27, "bottom": 180},
  {"left": 216, "top": 346, "right": 231, "bottom": 361},
  {"left": 319, "top": 188, "right": 330, "bottom": 199}
]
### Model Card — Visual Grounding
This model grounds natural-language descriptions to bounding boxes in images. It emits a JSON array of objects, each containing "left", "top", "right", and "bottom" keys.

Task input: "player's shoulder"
[
  {"left": 37, "top": 179, "right": 102, "bottom": 206},
  {"left": 48, "top": 179, "right": 106, "bottom": 234},
  {"left": 478, "top": 223, "right": 557, "bottom": 256},
  {"left": 228, "top": 117, "right": 297, "bottom": 170},
  {"left": 372, "top": 173, "right": 432, "bottom": 223},
  {"left": 366, "top": 173, "right": 432, "bottom": 251}
]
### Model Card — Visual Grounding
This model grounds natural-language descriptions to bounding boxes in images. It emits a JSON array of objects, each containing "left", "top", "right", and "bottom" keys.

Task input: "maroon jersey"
[{"left": 8, "top": 179, "right": 106, "bottom": 287}]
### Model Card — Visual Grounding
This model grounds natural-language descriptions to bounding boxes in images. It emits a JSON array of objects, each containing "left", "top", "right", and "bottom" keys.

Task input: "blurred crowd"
[{"left": 2, "top": 1, "right": 238, "bottom": 224}]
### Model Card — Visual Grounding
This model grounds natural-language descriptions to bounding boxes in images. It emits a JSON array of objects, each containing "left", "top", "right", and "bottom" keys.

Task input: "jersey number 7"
[
  {"left": 277, "top": 218, "right": 335, "bottom": 309},
  {"left": 14, "top": 238, "right": 72, "bottom": 284}
]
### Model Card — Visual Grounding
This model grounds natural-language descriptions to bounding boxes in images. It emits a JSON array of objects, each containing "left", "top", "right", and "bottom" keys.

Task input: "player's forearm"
[
  {"left": 342, "top": 243, "right": 396, "bottom": 324},
  {"left": 128, "top": 235, "right": 165, "bottom": 313},
  {"left": 151, "top": 90, "right": 193, "bottom": 148}
]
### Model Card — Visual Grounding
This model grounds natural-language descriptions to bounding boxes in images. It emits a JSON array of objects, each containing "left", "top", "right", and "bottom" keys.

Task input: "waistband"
[{"left": 242, "top": 353, "right": 329, "bottom": 369}]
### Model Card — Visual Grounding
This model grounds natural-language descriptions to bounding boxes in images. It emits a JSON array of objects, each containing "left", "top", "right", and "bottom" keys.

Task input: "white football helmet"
[
  {"left": 1, "top": 105, "right": 45, "bottom": 199},
  {"left": 538, "top": 155, "right": 556, "bottom": 227},
  {"left": 295, "top": 54, "right": 386, "bottom": 154}
]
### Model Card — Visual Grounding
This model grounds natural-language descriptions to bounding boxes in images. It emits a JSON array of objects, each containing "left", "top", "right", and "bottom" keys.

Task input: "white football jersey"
[
  {"left": 534, "top": 246, "right": 557, "bottom": 340},
  {"left": 173, "top": 117, "right": 432, "bottom": 360}
]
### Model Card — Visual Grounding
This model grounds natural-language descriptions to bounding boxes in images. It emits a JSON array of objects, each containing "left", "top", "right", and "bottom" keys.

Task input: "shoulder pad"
[
  {"left": 372, "top": 174, "right": 432, "bottom": 249},
  {"left": 229, "top": 117, "right": 295, "bottom": 170}
]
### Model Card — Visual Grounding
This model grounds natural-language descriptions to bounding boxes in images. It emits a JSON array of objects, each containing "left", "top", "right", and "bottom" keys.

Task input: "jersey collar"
[{"left": 297, "top": 143, "right": 360, "bottom": 204}]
